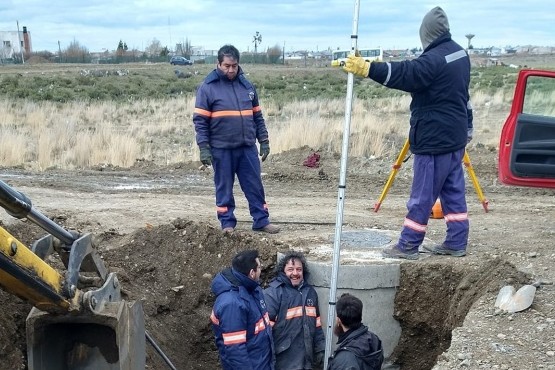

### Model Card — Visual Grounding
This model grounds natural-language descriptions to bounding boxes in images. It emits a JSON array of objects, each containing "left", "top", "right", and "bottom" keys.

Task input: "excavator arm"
[{"left": 0, "top": 180, "right": 145, "bottom": 369}]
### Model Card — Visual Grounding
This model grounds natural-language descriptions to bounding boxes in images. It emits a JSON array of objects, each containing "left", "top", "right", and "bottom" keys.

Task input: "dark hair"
[
  {"left": 275, "top": 251, "right": 309, "bottom": 276},
  {"left": 232, "top": 249, "right": 259, "bottom": 276},
  {"left": 336, "top": 293, "right": 363, "bottom": 328},
  {"left": 218, "top": 44, "right": 240, "bottom": 64}
]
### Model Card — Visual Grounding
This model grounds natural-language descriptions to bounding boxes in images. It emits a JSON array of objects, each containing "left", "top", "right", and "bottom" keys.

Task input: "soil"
[{"left": 0, "top": 145, "right": 554, "bottom": 370}]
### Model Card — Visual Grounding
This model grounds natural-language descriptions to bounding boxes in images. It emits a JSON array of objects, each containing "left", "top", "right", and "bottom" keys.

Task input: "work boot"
[
  {"left": 222, "top": 227, "right": 235, "bottom": 234},
  {"left": 253, "top": 224, "right": 281, "bottom": 234},
  {"left": 424, "top": 244, "right": 466, "bottom": 257},
  {"left": 381, "top": 244, "right": 419, "bottom": 260}
]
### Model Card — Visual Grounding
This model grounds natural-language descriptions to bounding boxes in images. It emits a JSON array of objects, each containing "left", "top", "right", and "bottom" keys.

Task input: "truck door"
[{"left": 498, "top": 69, "right": 555, "bottom": 188}]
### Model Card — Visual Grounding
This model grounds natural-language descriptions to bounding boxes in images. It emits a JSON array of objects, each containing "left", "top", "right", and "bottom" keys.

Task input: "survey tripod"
[{"left": 374, "top": 138, "right": 489, "bottom": 213}]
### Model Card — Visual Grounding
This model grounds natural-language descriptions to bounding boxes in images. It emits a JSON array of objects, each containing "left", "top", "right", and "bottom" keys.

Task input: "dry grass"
[{"left": 0, "top": 89, "right": 512, "bottom": 170}]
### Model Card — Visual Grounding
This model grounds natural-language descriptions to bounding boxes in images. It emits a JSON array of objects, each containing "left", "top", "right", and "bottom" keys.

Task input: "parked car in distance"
[{"left": 170, "top": 56, "right": 193, "bottom": 65}]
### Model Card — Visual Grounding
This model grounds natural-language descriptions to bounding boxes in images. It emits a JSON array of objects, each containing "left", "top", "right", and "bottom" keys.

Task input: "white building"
[{"left": 0, "top": 26, "right": 32, "bottom": 60}]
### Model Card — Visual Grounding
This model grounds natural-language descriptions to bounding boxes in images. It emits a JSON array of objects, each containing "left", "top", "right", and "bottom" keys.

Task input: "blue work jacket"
[
  {"left": 194, "top": 67, "right": 269, "bottom": 149},
  {"left": 369, "top": 32, "right": 472, "bottom": 155}
]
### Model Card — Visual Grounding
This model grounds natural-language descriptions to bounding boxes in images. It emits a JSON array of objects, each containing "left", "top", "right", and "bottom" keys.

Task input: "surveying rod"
[{"left": 324, "top": 0, "right": 361, "bottom": 367}]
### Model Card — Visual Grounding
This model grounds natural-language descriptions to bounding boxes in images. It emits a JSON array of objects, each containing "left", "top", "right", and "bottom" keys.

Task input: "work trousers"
[
  {"left": 211, "top": 145, "right": 270, "bottom": 230},
  {"left": 398, "top": 148, "right": 469, "bottom": 251}
]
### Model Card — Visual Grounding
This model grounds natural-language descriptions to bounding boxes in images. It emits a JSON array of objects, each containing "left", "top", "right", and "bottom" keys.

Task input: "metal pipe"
[{"left": 146, "top": 330, "right": 177, "bottom": 370}]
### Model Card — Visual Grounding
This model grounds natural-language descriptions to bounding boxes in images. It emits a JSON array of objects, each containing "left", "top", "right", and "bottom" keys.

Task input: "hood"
[
  {"left": 211, "top": 267, "right": 260, "bottom": 297},
  {"left": 419, "top": 6, "right": 450, "bottom": 50},
  {"left": 211, "top": 268, "right": 239, "bottom": 296}
]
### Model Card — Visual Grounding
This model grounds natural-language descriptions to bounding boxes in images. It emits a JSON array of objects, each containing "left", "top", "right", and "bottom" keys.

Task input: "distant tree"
[
  {"left": 116, "top": 40, "right": 127, "bottom": 57},
  {"left": 160, "top": 46, "right": 170, "bottom": 57},
  {"left": 184, "top": 38, "right": 193, "bottom": 59},
  {"left": 267, "top": 44, "right": 282, "bottom": 64},
  {"left": 64, "top": 39, "right": 90, "bottom": 63},
  {"left": 145, "top": 38, "right": 163, "bottom": 57}
]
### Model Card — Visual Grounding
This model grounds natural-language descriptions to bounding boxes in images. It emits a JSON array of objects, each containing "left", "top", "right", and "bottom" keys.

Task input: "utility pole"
[{"left": 58, "top": 41, "right": 62, "bottom": 63}]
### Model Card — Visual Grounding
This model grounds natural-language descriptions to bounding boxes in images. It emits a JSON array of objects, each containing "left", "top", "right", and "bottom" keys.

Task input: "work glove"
[
  {"left": 199, "top": 146, "right": 212, "bottom": 166},
  {"left": 314, "top": 351, "right": 325, "bottom": 367},
  {"left": 343, "top": 54, "right": 371, "bottom": 78},
  {"left": 467, "top": 127, "right": 474, "bottom": 144},
  {"left": 259, "top": 141, "right": 270, "bottom": 162}
]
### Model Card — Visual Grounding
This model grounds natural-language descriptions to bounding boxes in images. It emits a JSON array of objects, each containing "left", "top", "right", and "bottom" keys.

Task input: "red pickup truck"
[{"left": 498, "top": 69, "right": 555, "bottom": 188}]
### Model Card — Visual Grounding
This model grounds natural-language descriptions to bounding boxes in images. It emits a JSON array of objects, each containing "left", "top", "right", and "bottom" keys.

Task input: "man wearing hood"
[
  {"left": 264, "top": 251, "right": 325, "bottom": 369},
  {"left": 193, "top": 44, "right": 280, "bottom": 234},
  {"left": 327, "top": 294, "right": 384, "bottom": 370},
  {"left": 210, "top": 249, "right": 275, "bottom": 369},
  {"left": 343, "top": 6, "right": 473, "bottom": 260}
]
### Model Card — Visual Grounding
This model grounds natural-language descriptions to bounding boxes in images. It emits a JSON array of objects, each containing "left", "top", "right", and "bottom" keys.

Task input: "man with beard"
[
  {"left": 327, "top": 294, "right": 383, "bottom": 370},
  {"left": 264, "top": 251, "right": 325, "bottom": 369},
  {"left": 210, "top": 249, "right": 275, "bottom": 369}
]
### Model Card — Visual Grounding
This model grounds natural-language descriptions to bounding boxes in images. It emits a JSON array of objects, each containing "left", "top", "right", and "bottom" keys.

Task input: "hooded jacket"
[
  {"left": 210, "top": 267, "right": 275, "bottom": 370},
  {"left": 327, "top": 324, "right": 384, "bottom": 370},
  {"left": 368, "top": 7, "right": 472, "bottom": 155},
  {"left": 264, "top": 272, "right": 325, "bottom": 369},
  {"left": 193, "top": 67, "right": 269, "bottom": 149}
]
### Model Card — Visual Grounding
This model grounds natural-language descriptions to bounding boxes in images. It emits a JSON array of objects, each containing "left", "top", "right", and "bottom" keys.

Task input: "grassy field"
[{"left": 0, "top": 56, "right": 554, "bottom": 170}]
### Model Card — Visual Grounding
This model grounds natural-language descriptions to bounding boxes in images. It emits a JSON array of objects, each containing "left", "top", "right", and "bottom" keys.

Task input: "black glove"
[
  {"left": 259, "top": 141, "right": 270, "bottom": 162},
  {"left": 314, "top": 351, "right": 325, "bottom": 367},
  {"left": 199, "top": 146, "right": 212, "bottom": 166}
]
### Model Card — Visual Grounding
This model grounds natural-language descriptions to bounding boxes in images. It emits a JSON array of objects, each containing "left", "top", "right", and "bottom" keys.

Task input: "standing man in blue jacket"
[
  {"left": 264, "top": 251, "right": 325, "bottom": 369},
  {"left": 210, "top": 249, "right": 275, "bottom": 369},
  {"left": 343, "top": 6, "right": 473, "bottom": 260},
  {"left": 194, "top": 44, "right": 280, "bottom": 234}
]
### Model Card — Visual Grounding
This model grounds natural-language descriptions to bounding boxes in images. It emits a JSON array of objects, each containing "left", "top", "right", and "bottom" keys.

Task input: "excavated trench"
[
  {"left": 303, "top": 229, "right": 529, "bottom": 370},
  {"left": 0, "top": 221, "right": 530, "bottom": 370}
]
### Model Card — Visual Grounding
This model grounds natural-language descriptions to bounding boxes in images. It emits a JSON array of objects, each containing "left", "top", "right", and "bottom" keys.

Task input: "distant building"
[{"left": 0, "top": 26, "right": 32, "bottom": 60}]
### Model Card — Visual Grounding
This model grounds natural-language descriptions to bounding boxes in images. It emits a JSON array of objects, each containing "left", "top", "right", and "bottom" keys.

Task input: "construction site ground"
[{"left": 0, "top": 145, "right": 553, "bottom": 370}]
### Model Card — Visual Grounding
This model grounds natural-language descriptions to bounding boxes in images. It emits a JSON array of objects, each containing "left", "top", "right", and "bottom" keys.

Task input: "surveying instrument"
[{"left": 373, "top": 138, "right": 489, "bottom": 213}]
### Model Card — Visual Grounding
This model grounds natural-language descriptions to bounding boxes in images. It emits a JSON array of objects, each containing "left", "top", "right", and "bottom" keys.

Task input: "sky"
[{"left": 1, "top": 0, "right": 553, "bottom": 54}]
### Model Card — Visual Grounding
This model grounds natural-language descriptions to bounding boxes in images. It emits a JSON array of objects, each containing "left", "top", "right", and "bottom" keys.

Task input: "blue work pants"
[
  {"left": 398, "top": 148, "right": 469, "bottom": 251},
  {"left": 211, "top": 145, "right": 270, "bottom": 230}
]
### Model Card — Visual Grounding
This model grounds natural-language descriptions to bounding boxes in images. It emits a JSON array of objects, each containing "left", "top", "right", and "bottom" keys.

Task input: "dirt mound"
[{"left": 0, "top": 218, "right": 289, "bottom": 370}]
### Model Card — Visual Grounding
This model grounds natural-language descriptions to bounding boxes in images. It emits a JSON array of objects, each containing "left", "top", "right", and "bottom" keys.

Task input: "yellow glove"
[{"left": 343, "top": 54, "right": 370, "bottom": 78}]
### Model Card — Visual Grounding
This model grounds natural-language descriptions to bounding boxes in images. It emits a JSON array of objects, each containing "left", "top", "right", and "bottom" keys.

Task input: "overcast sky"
[{"left": 1, "top": 0, "right": 553, "bottom": 53}]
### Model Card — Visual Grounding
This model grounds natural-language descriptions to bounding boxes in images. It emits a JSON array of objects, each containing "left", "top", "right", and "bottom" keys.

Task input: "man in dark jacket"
[
  {"left": 193, "top": 44, "right": 280, "bottom": 234},
  {"left": 264, "top": 251, "right": 325, "bottom": 369},
  {"left": 343, "top": 6, "right": 473, "bottom": 260},
  {"left": 210, "top": 249, "right": 275, "bottom": 369},
  {"left": 327, "top": 294, "right": 383, "bottom": 370}
]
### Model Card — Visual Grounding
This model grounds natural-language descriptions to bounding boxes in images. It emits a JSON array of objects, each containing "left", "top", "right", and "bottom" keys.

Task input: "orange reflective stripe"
[
  {"left": 216, "top": 206, "right": 228, "bottom": 214},
  {"left": 305, "top": 307, "right": 317, "bottom": 317},
  {"left": 222, "top": 330, "right": 247, "bottom": 345},
  {"left": 194, "top": 108, "right": 212, "bottom": 117},
  {"left": 210, "top": 310, "right": 220, "bottom": 325},
  {"left": 286, "top": 306, "right": 303, "bottom": 320},
  {"left": 269, "top": 320, "right": 275, "bottom": 327},
  {"left": 444, "top": 212, "right": 468, "bottom": 222},
  {"left": 254, "top": 317, "right": 267, "bottom": 335},
  {"left": 211, "top": 110, "right": 253, "bottom": 118},
  {"left": 316, "top": 317, "right": 322, "bottom": 327},
  {"left": 403, "top": 217, "right": 427, "bottom": 233},
  {"left": 253, "top": 106, "right": 262, "bottom": 112},
  {"left": 264, "top": 312, "right": 270, "bottom": 325}
]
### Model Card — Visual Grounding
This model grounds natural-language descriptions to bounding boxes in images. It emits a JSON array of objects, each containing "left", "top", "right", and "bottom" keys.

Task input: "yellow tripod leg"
[
  {"left": 374, "top": 139, "right": 410, "bottom": 212},
  {"left": 463, "top": 150, "right": 489, "bottom": 212}
]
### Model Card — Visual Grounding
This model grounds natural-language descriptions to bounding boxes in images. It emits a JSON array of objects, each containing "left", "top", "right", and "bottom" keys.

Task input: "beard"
[{"left": 333, "top": 321, "right": 345, "bottom": 337}]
